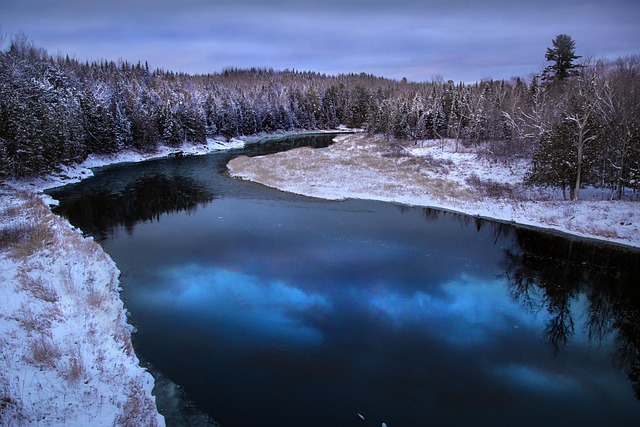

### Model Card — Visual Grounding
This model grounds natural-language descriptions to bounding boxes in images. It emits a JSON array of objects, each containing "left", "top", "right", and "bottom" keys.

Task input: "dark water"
[{"left": 48, "top": 134, "right": 640, "bottom": 427}]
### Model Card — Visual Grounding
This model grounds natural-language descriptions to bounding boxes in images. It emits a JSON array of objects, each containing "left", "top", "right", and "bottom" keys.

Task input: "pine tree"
[{"left": 543, "top": 34, "right": 581, "bottom": 82}]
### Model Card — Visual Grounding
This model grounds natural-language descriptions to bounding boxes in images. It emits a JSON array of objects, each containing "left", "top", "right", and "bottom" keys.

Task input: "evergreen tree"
[
  {"left": 113, "top": 101, "right": 133, "bottom": 149},
  {"left": 526, "top": 121, "right": 577, "bottom": 199},
  {"left": 543, "top": 34, "right": 581, "bottom": 82}
]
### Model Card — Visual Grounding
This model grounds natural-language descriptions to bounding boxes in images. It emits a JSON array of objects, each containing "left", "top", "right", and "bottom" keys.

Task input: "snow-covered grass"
[
  {"left": 0, "top": 190, "right": 163, "bottom": 426},
  {"left": 228, "top": 134, "right": 640, "bottom": 248}
]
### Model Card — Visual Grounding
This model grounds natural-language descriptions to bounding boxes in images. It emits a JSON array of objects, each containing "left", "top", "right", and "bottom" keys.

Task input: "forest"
[{"left": 1, "top": 33, "right": 639, "bottom": 200}]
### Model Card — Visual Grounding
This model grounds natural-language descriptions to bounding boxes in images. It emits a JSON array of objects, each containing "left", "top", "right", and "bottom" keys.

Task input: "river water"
[{"left": 47, "top": 134, "right": 640, "bottom": 427}]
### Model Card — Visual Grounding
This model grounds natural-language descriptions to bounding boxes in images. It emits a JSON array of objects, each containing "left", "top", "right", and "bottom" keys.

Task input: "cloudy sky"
[{"left": 1, "top": 0, "right": 638, "bottom": 82}]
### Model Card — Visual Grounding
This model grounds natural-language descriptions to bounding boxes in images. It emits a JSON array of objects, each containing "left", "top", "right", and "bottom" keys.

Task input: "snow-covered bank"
[
  {"left": 6, "top": 128, "right": 361, "bottom": 194},
  {"left": 228, "top": 134, "right": 640, "bottom": 249},
  {"left": 0, "top": 138, "right": 237, "bottom": 426},
  {"left": 0, "top": 190, "right": 164, "bottom": 426}
]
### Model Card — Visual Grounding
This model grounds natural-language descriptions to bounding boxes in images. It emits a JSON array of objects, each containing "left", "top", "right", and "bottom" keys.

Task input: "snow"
[
  {"left": 228, "top": 134, "right": 640, "bottom": 249},
  {"left": 0, "top": 191, "right": 164, "bottom": 426}
]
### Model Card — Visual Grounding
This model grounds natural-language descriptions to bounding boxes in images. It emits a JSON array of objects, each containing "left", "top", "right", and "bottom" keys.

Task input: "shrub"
[{"left": 465, "top": 173, "right": 515, "bottom": 199}]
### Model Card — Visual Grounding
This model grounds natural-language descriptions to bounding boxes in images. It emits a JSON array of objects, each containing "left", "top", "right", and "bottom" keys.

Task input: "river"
[{"left": 47, "top": 133, "right": 640, "bottom": 427}]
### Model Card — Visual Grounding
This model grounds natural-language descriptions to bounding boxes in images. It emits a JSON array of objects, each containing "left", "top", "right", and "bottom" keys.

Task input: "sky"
[{"left": 1, "top": 0, "right": 639, "bottom": 83}]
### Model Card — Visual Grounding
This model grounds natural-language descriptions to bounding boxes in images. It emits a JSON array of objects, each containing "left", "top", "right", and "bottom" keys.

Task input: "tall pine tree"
[{"left": 543, "top": 34, "right": 581, "bottom": 82}]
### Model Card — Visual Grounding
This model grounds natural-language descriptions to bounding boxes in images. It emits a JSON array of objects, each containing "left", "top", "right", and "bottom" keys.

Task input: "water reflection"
[
  {"left": 502, "top": 228, "right": 640, "bottom": 399},
  {"left": 46, "top": 136, "right": 640, "bottom": 426},
  {"left": 51, "top": 174, "right": 214, "bottom": 240}
]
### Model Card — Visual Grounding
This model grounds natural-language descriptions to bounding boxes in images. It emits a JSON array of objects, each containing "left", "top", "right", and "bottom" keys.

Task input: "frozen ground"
[{"left": 228, "top": 134, "right": 640, "bottom": 248}]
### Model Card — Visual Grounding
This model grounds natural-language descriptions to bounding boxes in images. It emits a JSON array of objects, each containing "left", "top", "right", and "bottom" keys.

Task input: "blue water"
[{"left": 48, "top": 134, "right": 640, "bottom": 426}]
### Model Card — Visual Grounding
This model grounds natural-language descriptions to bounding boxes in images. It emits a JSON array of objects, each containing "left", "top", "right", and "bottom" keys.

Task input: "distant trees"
[{"left": 1, "top": 33, "right": 639, "bottom": 201}]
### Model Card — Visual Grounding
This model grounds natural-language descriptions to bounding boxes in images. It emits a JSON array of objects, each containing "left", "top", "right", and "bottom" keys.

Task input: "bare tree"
[
  {"left": 563, "top": 59, "right": 600, "bottom": 200},
  {"left": 596, "top": 56, "right": 640, "bottom": 199}
]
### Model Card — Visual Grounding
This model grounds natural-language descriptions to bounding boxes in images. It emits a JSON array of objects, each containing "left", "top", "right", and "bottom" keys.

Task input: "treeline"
[{"left": 1, "top": 34, "right": 639, "bottom": 200}]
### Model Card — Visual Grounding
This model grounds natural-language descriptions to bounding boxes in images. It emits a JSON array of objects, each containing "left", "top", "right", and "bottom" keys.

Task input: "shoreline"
[
  {"left": 2, "top": 129, "right": 638, "bottom": 424},
  {"left": 228, "top": 134, "right": 640, "bottom": 250}
]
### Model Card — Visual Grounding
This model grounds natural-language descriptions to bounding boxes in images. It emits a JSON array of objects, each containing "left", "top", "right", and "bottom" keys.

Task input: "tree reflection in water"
[
  {"left": 51, "top": 174, "right": 215, "bottom": 241},
  {"left": 501, "top": 225, "right": 640, "bottom": 399}
]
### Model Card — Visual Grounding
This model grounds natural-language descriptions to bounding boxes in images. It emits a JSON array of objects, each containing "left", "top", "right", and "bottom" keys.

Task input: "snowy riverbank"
[
  {"left": 228, "top": 133, "right": 640, "bottom": 249},
  {"left": 0, "top": 189, "right": 164, "bottom": 426}
]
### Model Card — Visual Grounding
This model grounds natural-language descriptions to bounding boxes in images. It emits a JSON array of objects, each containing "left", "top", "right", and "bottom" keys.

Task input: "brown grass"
[
  {"left": 26, "top": 334, "right": 61, "bottom": 369},
  {"left": 1, "top": 193, "right": 56, "bottom": 259},
  {"left": 15, "top": 303, "right": 61, "bottom": 336},
  {"left": 87, "top": 287, "right": 108, "bottom": 310},
  {"left": 113, "top": 313, "right": 135, "bottom": 358},
  {"left": 15, "top": 306, "right": 46, "bottom": 334},
  {"left": 62, "top": 352, "right": 86, "bottom": 384},
  {"left": 18, "top": 273, "right": 58, "bottom": 303},
  {"left": 114, "top": 379, "right": 161, "bottom": 427},
  {"left": 6, "top": 220, "right": 56, "bottom": 259},
  {"left": 0, "top": 223, "right": 32, "bottom": 251},
  {"left": 465, "top": 173, "right": 515, "bottom": 199}
]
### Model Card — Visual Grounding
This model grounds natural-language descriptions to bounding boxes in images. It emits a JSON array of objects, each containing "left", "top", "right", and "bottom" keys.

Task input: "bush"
[{"left": 465, "top": 173, "right": 515, "bottom": 199}]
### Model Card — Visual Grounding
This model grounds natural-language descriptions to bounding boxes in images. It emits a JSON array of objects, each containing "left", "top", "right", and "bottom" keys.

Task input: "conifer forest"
[{"left": 1, "top": 33, "right": 639, "bottom": 201}]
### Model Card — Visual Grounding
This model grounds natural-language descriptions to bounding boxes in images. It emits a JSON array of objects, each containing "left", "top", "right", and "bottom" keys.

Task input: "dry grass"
[
  {"left": 15, "top": 305, "right": 46, "bottom": 334},
  {"left": 582, "top": 226, "right": 621, "bottom": 239},
  {"left": 1, "top": 193, "right": 56, "bottom": 259},
  {"left": 0, "top": 223, "right": 32, "bottom": 251},
  {"left": 465, "top": 173, "right": 515, "bottom": 199},
  {"left": 14, "top": 304, "right": 61, "bottom": 335},
  {"left": 113, "top": 313, "right": 135, "bottom": 358},
  {"left": 87, "top": 286, "right": 108, "bottom": 310},
  {"left": 114, "top": 379, "right": 161, "bottom": 427},
  {"left": 61, "top": 352, "right": 86, "bottom": 384},
  {"left": 26, "top": 334, "right": 62, "bottom": 369},
  {"left": 18, "top": 273, "right": 58, "bottom": 303}
]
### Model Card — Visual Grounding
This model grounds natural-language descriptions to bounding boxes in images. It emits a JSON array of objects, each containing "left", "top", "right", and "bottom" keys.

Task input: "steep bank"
[
  {"left": 228, "top": 134, "right": 640, "bottom": 248},
  {"left": 0, "top": 189, "right": 164, "bottom": 426}
]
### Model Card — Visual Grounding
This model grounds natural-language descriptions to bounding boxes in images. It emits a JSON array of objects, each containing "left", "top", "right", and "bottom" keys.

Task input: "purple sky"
[{"left": 1, "top": 0, "right": 638, "bottom": 82}]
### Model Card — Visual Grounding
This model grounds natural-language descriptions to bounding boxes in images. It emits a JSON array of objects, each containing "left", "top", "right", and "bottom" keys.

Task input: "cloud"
[{"left": 3, "top": 1, "right": 638, "bottom": 84}]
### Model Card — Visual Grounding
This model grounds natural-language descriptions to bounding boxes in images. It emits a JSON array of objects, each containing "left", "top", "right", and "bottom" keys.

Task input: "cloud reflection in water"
[{"left": 142, "top": 264, "right": 330, "bottom": 346}]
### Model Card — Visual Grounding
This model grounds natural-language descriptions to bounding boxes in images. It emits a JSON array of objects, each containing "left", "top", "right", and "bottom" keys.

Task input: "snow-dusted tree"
[
  {"left": 527, "top": 120, "right": 579, "bottom": 199},
  {"left": 595, "top": 56, "right": 640, "bottom": 198},
  {"left": 113, "top": 101, "right": 133, "bottom": 149},
  {"left": 79, "top": 89, "right": 116, "bottom": 153},
  {"left": 562, "top": 62, "right": 601, "bottom": 200}
]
